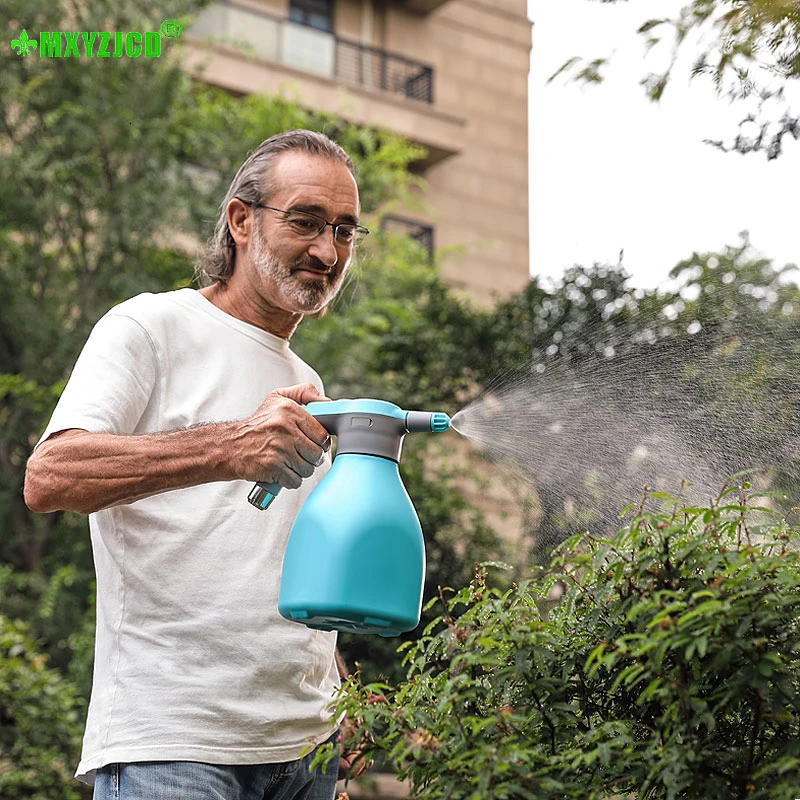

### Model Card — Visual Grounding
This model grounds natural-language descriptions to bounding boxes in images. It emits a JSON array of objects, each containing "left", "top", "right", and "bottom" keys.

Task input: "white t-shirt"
[{"left": 38, "top": 289, "right": 338, "bottom": 785}]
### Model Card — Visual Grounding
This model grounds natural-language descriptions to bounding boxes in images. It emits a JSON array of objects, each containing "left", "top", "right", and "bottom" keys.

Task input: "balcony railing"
[
  {"left": 335, "top": 38, "right": 433, "bottom": 104},
  {"left": 191, "top": 2, "right": 434, "bottom": 104}
]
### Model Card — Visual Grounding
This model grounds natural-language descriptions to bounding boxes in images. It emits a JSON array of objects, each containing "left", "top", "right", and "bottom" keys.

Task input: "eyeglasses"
[{"left": 238, "top": 200, "right": 369, "bottom": 247}]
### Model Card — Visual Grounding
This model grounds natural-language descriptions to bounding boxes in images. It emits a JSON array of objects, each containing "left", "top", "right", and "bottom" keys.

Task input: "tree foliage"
[
  {"left": 556, "top": 0, "right": 800, "bottom": 157},
  {"left": 0, "top": 616, "right": 88, "bottom": 799},
  {"left": 332, "top": 486, "right": 800, "bottom": 799}
]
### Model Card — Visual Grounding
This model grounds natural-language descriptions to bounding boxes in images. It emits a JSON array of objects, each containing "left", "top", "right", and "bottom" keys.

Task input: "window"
[
  {"left": 289, "top": 0, "right": 334, "bottom": 33},
  {"left": 382, "top": 216, "right": 435, "bottom": 262}
]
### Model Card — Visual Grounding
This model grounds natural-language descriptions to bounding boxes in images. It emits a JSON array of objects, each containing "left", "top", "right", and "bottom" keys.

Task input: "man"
[{"left": 24, "top": 129, "right": 370, "bottom": 800}]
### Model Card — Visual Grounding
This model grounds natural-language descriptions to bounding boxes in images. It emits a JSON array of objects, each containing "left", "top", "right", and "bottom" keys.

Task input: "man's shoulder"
[
  {"left": 98, "top": 290, "right": 211, "bottom": 339},
  {"left": 107, "top": 289, "right": 195, "bottom": 321}
]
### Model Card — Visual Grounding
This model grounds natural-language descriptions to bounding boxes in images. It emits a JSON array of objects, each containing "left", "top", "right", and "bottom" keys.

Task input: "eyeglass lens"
[{"left": 286, "top": 211, "right": 365, "bottom": 246}]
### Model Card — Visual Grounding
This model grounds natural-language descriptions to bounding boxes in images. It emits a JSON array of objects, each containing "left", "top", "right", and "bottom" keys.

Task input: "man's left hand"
[{"left": 337, "top": 717, "right": 374, "bottom": 780}]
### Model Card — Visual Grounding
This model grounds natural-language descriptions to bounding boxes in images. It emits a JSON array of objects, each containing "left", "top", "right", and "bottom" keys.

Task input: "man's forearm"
[
  {"left": 25, "top": 384, "right": 330, "bottom": 516},
  {"left": 24, "top": 424, "right": 241, "bottom": 514}
]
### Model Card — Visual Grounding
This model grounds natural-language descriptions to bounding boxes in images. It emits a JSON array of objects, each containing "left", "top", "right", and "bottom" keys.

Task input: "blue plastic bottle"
[{"left": 248, "top": 399, "right": 450, "bottom": 636}]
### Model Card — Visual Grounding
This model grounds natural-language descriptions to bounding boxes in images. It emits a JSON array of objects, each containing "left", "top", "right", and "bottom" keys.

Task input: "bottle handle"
[{"left": 248, "top": 481, "right": 282, "bottom": 511}]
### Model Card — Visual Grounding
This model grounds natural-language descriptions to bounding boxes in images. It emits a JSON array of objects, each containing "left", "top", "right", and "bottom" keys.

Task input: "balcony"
[{"left": 191, "top": 2, "right": 434, "bottom": 104}]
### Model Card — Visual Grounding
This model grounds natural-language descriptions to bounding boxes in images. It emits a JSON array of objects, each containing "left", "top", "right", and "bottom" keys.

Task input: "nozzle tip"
[{"left": 431, "top": 412, "right": 450, "bottom": 433}]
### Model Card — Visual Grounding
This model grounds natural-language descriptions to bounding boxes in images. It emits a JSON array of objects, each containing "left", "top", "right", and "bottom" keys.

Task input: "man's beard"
[{"left": 251, "top": 226, "right": 346, "bottom": 314}]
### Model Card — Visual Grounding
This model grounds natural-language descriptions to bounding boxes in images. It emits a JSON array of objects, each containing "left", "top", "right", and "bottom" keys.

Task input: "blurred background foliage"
[{"left": 2, "top": 0, "right": 800, "bottom": 796}]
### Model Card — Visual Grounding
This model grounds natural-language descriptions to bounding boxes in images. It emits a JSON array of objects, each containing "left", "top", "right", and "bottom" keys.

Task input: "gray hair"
[{"left": 196, "top": 129, "right": 356, "bottom": 286}]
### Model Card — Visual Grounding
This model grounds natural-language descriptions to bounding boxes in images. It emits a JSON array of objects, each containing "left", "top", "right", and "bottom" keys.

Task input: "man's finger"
[{"left": 275, "top": 382, "right": 329, "bottom": 406}]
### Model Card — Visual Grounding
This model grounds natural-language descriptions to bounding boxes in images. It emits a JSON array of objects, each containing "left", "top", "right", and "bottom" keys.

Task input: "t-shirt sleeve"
[{"left": 37, "top": 311, "right": 159, "bottom": 447}]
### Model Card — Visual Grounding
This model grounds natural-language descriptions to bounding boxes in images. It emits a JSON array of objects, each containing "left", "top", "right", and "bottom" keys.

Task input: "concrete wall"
[{"left": 384, "top": 1, "right": 530, "bottom": 300}]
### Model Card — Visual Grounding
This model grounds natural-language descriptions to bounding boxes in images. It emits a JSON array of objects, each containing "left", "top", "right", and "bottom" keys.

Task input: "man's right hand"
[{"left": 230, "top": 383, "right": 331, "bottom": 490}]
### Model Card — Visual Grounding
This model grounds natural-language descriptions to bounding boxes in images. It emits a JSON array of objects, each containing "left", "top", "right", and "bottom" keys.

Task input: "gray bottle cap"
[{"left": 313, "top": 412, "right": 409, "bottom": 462}]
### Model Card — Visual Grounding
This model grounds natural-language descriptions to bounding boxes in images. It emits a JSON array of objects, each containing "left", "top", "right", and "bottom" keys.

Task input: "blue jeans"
[{"left": 92, "top": 739, "right": 340, "bottom": 800}]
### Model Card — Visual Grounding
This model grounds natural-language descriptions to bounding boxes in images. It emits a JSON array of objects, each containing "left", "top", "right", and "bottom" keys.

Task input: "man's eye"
[
  {"left": 336, "top": 226, "right": 355, "bottom": 241},
  {"left": 287, "top": 215, "right": 319, "bottom": 232}
]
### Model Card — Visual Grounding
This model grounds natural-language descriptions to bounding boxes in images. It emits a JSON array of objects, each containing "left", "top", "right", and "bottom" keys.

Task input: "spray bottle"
[{"left": 247, "top": 399, "right": 451, "bottom": 636}]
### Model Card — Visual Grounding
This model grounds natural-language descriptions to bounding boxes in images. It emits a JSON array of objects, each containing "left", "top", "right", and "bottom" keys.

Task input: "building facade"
[{"left": 187, "top": 0, "right": 531, "bottom": 303}]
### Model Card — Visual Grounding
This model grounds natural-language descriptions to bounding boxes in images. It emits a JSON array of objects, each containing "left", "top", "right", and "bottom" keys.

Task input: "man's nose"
[{"left": 308, "top": 227, "right": 339, "bottom": 268}]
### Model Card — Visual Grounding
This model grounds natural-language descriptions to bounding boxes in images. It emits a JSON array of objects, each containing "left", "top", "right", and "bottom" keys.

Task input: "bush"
[
  {"left": 0, "top": 615, "right": 88, "bottom": 800},
  {"left": 332, "top": 482, "right": 800, "bottom": 799}
]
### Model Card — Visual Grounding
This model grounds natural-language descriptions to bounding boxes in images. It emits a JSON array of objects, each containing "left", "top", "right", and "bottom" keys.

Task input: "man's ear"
[{"left": 227, "top": 199, "right": 252, "bottom": 248}]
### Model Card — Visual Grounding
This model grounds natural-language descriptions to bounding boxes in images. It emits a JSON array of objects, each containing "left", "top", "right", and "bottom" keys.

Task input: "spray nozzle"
[{"left": 405, "top": 410, "right": 451, "bottom": 434}]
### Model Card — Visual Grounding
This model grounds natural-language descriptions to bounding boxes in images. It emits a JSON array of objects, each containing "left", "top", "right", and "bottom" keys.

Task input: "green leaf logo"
[{"left": 11, "top": 30, "right": 37, "bottom": 56}]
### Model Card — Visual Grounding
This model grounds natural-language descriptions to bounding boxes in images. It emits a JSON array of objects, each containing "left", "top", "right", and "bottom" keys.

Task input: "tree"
[
  {"left": 556, "top": 0, "right": 800, "bottom": 158},
  {"left": 478, "top": 263, "right": 651, "bottom": 562}
]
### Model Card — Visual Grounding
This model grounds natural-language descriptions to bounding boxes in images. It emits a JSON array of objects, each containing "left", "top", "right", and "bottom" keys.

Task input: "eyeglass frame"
[{"left": 235, "top": 198, "right": 369, "bottom": 247}]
